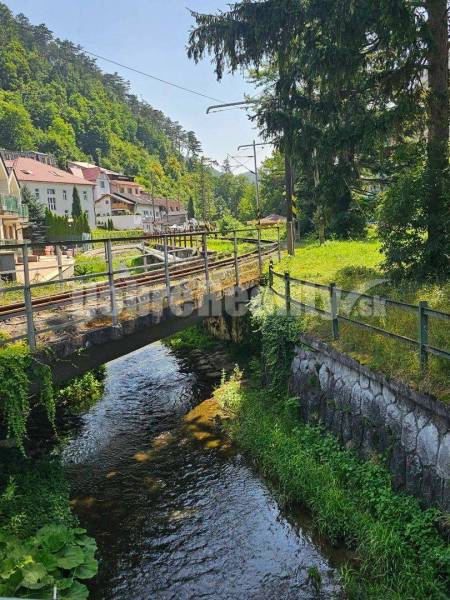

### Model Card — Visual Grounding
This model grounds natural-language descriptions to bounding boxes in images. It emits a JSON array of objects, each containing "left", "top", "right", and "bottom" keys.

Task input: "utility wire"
[{"left": 84, "top": 49, "right": 226, "bottom": 103}]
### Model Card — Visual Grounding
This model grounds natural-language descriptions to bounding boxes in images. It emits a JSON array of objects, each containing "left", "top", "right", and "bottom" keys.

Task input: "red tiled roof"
[
  {"left": 77, "top": 166, "right": 103, "bottom": 182},
  {"left": 140, "top": 193, "right": 186, "bottom": 212},
  {"left": 5, "top": 157, "right": 95, "bottom": 186}
]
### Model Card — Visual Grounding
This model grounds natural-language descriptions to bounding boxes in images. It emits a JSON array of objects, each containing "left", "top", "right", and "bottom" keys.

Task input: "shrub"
[
  {"left": 58, "top": 367, "right": 106, "bottom": 414},
  {"left": 378, "top": 164, "right": 428, "bottom": 280},
  {"left": 249, "top": 300, "right": 302, "bottom": 394},
  {"left": 0, "top": 524, "right": 97, "bottom": 599}
]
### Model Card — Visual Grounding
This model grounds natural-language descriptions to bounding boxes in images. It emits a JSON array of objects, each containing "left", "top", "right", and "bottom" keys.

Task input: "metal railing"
[
  {"left": 268, "top": 261, "right": 450, "bottom": 372},
  {"left": 0, "top": 194, "right": 28, "bottom": 218},
  {"left": 0, "top": 228, "right": 280, "bottom": 350}
]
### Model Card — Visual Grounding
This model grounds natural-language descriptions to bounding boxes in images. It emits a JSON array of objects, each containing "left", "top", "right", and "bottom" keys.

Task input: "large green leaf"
[
  {"left": 74, "top": 556, "right": 98, "bottom": 580},
  {"left": 36, "top": 525, "right": 70, "bottom": 553},
  {"left": 20, "top": 561, "right": 49, "bottom": 589},
  {"left": 56, "top": 545, "right": 85, "bottom": 570},
  {"left": 75, "top": 534, "right": 97, "bottom": 552},
  {"left": 59, "top": 579, "right": 90, "bottom": 600},
  {"left": 33, "top": 548, "right": 58, "bottom": 572}
]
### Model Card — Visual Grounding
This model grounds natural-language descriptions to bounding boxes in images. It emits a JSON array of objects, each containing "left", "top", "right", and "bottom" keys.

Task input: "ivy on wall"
[{"left": 0, "top": 344, "right": 54, "bottom": 453}]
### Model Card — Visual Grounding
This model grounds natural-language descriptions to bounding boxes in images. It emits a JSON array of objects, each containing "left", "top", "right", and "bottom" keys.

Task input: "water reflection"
[{"left": 63, "top": 342, "right": 341, "bottom": 599}]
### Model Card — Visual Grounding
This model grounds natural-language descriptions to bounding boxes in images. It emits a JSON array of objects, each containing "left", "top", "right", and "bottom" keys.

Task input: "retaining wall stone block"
[
  {"left": 291, "top": 340, "right": 450, "bottom": 510},
  {"left": 437, "top": 433, "right": 450, "bottom": 479},
  {"left": 401, "top": 412, "right": 418, "bottom": 453},
  {"left": 416, "top": 423, "right": 439, "bottom": 467}
]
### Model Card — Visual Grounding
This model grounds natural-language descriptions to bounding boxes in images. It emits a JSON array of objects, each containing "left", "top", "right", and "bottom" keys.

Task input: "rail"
[
  {"left": 267, "top": 261, "right": 450, "bottom": 372},
  {"left": 0, "top": 227, "right": 281, "bottom": 350}
]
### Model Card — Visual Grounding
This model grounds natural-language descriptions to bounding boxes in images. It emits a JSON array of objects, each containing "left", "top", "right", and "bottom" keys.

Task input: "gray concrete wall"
[{"left": 290, "top": 335, "right": 450, "bottom": 511}]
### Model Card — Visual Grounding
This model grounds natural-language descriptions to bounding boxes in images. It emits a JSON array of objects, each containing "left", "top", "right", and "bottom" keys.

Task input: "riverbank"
[
  {"left": 168, "top": 325, "right": 450, "bottom": 599},
  {"left": 0, "top": 366, "right": 105, "bottom": 598}
]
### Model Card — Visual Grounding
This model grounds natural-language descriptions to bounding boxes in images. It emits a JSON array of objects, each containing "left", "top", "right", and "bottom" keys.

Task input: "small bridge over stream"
[{"left": 0, "top": 229, "right": 280, "bottom": 380}]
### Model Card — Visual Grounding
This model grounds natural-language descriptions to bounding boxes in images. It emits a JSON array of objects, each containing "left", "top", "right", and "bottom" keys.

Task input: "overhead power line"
[{"left": 83, "top": 49, "right": 226, "bottom": 103}]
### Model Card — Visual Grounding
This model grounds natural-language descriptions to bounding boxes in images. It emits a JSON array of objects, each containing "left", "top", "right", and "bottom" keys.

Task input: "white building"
[
  {"left": 94, "top": 190, "right": 189, "bottom": 231},
  {"left": 68, "top": 161, "right": 116, "bottom": 201},
  {"left": 6, "top": 157, "right": 96, "bottom": 228},
  {"left": 94, "top": 191, "right": 160, "bottom": 230}
]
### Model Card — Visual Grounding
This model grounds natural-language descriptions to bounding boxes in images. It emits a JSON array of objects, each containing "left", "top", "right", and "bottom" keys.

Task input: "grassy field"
[{"left": 271, "top": 236, "right": 450, "bottom": 401}]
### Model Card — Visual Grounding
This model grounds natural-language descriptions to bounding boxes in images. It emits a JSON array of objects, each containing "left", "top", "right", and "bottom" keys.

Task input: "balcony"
[{"left": 0, "top": 194, "right": 29, "bottom": 219}]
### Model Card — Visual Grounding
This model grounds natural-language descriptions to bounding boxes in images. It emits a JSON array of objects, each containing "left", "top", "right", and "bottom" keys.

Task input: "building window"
[
  {"left": 105, "top": 199, "right": 109, "bottom": 205},
  {"left": 120, "top": 187, "right": 125, "bottom": 193},
  {"left": 100, "top": 180, "right": 105, "bottom": 189},
  {"left": 128, "top": 187, "right": 132, "bottom": 194},
  {"left": 63, "top": 190, "right": 67, "bottom": 201},
  {"left": 34, "top": 189, "right": 40, "bottom": 200},
  {"left": 82, "top": 190, "right": 88, "bottom": 202},
  {"left": 144, "top": 210, "right": 149, "bottom": 216},
  {"left": 47, "top": 189, "right": 56, "bottom": 211}
]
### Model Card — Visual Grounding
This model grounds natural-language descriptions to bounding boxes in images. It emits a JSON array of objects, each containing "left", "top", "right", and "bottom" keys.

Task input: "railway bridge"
[{"left": 0, "top": 229, "right": 280, "bottom": 380}]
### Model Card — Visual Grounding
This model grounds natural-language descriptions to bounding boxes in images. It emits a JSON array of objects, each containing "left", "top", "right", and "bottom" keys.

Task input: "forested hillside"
[{"left": 0, "top": 3, "right": 256, "bottom": 218}]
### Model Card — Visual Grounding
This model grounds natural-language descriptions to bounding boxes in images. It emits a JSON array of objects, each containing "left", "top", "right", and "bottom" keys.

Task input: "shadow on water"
[{"left": 62, "top": 342, "right": 344, "bottom": 600}]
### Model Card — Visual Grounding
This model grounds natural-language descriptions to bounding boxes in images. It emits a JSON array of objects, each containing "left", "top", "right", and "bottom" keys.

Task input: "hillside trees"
[
  {"left": 0, "top": 4, "right": 201, "bottom": 197},
  {"left": 0, "top": 3, "right": 256, "bottom": 228}
]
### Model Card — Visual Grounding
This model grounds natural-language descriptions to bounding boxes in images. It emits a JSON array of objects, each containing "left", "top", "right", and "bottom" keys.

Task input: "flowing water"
[{"left": 63, "top": 342, "right": 342, "bottom": 599}]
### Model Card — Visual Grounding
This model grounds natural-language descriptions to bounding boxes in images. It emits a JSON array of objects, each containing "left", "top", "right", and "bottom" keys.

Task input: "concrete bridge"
[{"left": 0, "top": 230, "right": 280, "bottom": 380}]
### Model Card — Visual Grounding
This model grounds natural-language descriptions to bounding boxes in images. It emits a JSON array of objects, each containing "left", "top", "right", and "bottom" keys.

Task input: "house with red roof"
[{"left": 6, "top": 157, "right": 96, "bottom": 228}]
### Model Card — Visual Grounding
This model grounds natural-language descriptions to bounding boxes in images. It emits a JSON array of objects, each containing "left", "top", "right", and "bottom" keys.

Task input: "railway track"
[{"left": 0, "top": 244, "right": 276, "bottom": 321}]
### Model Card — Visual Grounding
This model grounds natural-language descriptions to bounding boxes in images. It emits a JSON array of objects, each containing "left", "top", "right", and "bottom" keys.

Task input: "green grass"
[
  {"left": 206, "top": 237, "right": 254, "bottom": 256},
  {"left": 164, "top": 326, "right": 222, "bottom": 352},
  {"left": 272, "top": 238, "right": 450, "bottom": 401},
  {"left": 214, "top": 371, "right": 450, "bottom": 599}
]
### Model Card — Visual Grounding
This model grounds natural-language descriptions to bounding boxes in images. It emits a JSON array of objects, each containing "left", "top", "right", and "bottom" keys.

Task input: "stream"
[{"left": 62, "top": 342, "right": 342, "bottom": 599}]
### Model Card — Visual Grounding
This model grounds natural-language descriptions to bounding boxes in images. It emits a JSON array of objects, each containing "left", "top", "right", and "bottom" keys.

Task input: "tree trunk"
[
  {"left": 425, "top": 0, "right": 449, "bottom": 275},
  {"left": 285, "top": 151, "right": 295, "bottom": 256}
]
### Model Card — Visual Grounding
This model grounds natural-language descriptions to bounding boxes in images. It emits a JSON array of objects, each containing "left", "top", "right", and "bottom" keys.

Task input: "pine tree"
[
  {"left": 71, "top": 187, "right": 82, "bottom": 219},
  {"left": 187, "top": 196, "right": 195, "bottom": 220},
  {"left": 188, "top": 0, "right": 449, "bottom": 276},
  {"left": 21, "top": 186, "right": 47, "bottom": 243}
]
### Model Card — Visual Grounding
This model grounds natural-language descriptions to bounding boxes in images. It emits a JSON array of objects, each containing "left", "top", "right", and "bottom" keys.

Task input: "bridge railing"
[
  {"left": 268, "top": 261, "right": 450, "bottom": 372},
  {"left": 0, "top": 228, "right": 280, "bottom": 349}
]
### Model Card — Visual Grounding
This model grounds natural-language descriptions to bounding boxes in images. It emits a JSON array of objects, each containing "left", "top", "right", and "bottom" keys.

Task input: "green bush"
[
  {"left": 210, "top": 306, "right": 450, "bottom": 598},
  {"left": 249, "top": 299, "right": 302, "bottom": 394},
  {"left": 58, "top": 367, "right": 106, "bottom": 414},
  {"left": 0, "top": 454, "right": 75, "bottom": 539},
  {"left": 164, "top": 325, "right": 221, "bottom": 352},
  {"left": 378, "top": 164, "right": 428, "bottom": 280},
  {"left": 0, "top": 524, "right": 97, "bottom": 599},
  {"left": 0, "top": 344, "right": 54, "bottom": 453}
]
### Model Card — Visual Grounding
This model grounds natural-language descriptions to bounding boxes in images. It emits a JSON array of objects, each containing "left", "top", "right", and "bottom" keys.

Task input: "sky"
[{"left": 6, "top": 0, "right": 273, "bottom": 172}]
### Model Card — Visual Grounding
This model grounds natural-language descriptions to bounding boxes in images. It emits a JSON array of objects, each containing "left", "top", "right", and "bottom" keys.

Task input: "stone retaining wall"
[{"left": 291, "top": 335, "right": 450, "bottom": 511}]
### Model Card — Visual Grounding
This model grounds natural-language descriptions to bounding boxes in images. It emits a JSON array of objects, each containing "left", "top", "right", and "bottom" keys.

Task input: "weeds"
[{"left": 214, "top": 369, "right": 450, "bottom": 599}]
